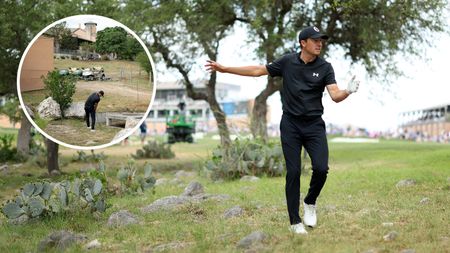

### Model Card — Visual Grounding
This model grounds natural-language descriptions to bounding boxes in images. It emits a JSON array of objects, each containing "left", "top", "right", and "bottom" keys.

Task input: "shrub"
[
  {"left": 42, "top": 70, "right": 76, "bottom": 118},
  {"left": 203, "top": 138, "right": 285, "bottom": 181},
  {"left": 71, "top": 150, "right": 107, "bottom": 162},
  {"left": 117, "top": 159, "right": 156, "bottom": 195},
  {"left": 136, "top": 51, "right": 152, "bottom": 76},
  {"left": 132, "top": 140, "right": 175, "bottom": 159},
  {"left": 1, "top": 177, "right": 107, "bottom": 222},
  {"left": 0, "top": 134, "right": 17, "bottom": 162}
]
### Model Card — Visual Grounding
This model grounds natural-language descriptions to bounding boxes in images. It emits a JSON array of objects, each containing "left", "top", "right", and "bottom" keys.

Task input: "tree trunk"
[
  {"left": 16, "top": 115, "right": 31, "bottom": 156},
  {"left": 209, "top": 99, "right": 231, "bottom": 149},
  {"left": 206, "top": 72, "right": 231, "bottom": 151},
  {"left": 45, "top": 138, "right": 59, "bottom": 174},
  {"left": 250, "top": 77, "right": 280, "bottom": 142}
]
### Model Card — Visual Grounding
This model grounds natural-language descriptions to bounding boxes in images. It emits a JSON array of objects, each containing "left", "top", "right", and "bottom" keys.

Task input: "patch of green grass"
[{"left": 0, "top": 138, "right": 449, "bottom": 252}]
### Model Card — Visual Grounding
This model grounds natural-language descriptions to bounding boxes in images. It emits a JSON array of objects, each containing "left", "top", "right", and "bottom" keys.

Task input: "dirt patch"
[
  {"left": 43, "top": 118, "right": 122, "bottom": 147},
  {"left": 76, "top": 80, "right": 151, "bottom": 99}
]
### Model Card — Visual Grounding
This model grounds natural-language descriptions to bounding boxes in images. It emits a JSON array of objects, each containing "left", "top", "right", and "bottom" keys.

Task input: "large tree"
[
  {"left": 0, "top": 0, "right": 120, "bottom": 168},
  {"left": 236, "top": 0, "right": 448, "bottom": 141},
  {"left": 123, "top": 0, "right": 237, "bottom": 151}
]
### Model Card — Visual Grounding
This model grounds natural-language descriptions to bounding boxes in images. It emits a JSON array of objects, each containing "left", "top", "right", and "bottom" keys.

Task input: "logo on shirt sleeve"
[{"left": 312, "top": 72, "right": 319, "bottom": 77}]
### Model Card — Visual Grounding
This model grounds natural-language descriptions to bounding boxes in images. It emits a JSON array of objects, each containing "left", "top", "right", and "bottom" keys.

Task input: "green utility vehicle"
[{"left": 166, "top": 102, "right": 195, "bottom": 144}]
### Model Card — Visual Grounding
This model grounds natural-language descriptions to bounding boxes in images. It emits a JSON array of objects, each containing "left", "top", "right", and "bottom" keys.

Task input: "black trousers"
[
  {"left": 85, "top": 108, "right": 96, "bottom": 130},
  {"left": 280, "top": 113, "right": 329, "bottom": 225}
]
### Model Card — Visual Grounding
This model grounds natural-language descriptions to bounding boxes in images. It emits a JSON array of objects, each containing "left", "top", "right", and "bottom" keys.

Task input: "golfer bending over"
[
  {"left": 84, "top": 90, "right": 104, "bottom": 132},
  {"left": 206, "top": 26, "right": 359, "bottom": 234}
]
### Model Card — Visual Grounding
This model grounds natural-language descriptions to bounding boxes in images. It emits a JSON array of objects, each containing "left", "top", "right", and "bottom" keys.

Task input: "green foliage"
[
  {"left": 71, "top": 150, "right": 107, "bottom": 163},
  {"left": 136, "top": 51, "right": 152, "bottom": 76},
  {"left": 47, "top": 22, "right": 78, "bottom": 50},
  {"left": 27, "top": 133, "right": 47, "bottom": 168},
  {"left": 42, "top": 70, "right": 76, "bottom": 118},
  {"left": 1, "top": 176, "right": 108, "bottom": 222},
  {"left": 33, "top": 113, "right": 49, "bottom": 130},
  {"left": 95, "top": 26, "right": 142, "bottom": 60},
  {"left": 204, "top": 138, "right": 285, "bottom": 181},
  {"left": 117, "top": 159, "right": 156, "bottom": 195},
  {"left": 132, "top": 140, "right": 175, "bottom": 159},
  {"left": 0, "top": 96, "right": 21, "bottom": 125},
  {"left": 0, "top": 134, "right": 17, "bottom": 162}
]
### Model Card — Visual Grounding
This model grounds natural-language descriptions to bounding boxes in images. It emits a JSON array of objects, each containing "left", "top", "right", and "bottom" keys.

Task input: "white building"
[{"left": 147, "top": 80, "right": 257, "bottom": 135}]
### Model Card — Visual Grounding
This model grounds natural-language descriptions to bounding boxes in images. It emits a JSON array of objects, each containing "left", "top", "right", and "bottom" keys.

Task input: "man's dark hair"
[{"left": 99, "top": 90, "right": 104, "bottom": 97}]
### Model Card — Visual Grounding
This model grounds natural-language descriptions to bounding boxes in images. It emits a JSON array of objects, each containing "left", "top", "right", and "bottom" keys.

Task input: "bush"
[
  {"left": 1, "top": 177, "right": 107, "bottom": 222},
  {"left": 72, "top": 150, "right": 107, "bottom": 163},
  {"left": 42, "top": 70, "right": 76, "bottom": 118},
  {"left": 0, "top": 134, "right": 17, "bottom": 162},
  {"left": 203, "top": 138, "right": 285, "bottom": 181},
  {"left": 132, "top": 140, "right": 175, "bottom": 159},
  {"left": 136, "top": 51, "right": 152, "bottom": 76},
  {"left": 116, "top": 159, "right": 156, "bottom": 195}
]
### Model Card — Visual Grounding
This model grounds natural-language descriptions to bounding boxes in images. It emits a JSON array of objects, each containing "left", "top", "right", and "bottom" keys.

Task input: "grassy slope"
[{"left": 0, "top": 137, "right": 449, "bottom": 252}]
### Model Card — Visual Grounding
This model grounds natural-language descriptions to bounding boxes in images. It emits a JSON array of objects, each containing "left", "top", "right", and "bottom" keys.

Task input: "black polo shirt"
[
  {"left": 84, "top": 92, "right": 101, "bottom": 110},
  {"left": 266, "top": 52, "right": 336, "bottom": 117}
]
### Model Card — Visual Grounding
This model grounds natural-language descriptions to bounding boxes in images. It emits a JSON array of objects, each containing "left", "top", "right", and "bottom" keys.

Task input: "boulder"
[
  {"left": 64, "top": 102, "right": 85, "bottom": 118},
  {"left": 112, "top": 128, "right": 132, "bottom": 143},
  {"left": 236, "top": 231, "right": 268, "bottom": 249},
  {"left": 37, "top": 97, "right": 61, "bottom": 119},
  {"left": 125, "top": 117, "right": 140, "bottom": 129},
  {"left": 38, "top": 230, "right": 87, "bottom": 252},
  {"left": 22, "top": 104, "right": 35, "bottom": 119},
  {"left": 141, "top": 196, "right": 191, "bottom": 213},
  {"left": 107, "top": 210, "right": 139, "bottom": 227},
  {"left": 223, "top": 206, "right": 244, "bottom": 219},
  {"left": 181, "top": 181, "right": 204, "bottom": 197}
]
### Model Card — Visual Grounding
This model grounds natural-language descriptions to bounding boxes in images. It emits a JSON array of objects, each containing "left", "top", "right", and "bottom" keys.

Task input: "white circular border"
[{"left": 17, "top": 14, "right": 157, "bottom": 150}]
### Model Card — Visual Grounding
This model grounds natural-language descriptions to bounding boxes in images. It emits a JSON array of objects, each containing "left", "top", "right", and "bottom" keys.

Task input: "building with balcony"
[{"left": 399, "top": 104, "right": 450, "bottom": 141}]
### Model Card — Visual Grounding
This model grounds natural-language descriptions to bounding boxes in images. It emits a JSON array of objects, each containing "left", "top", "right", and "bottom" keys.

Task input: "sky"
[
  {"left": 158, "top": 19, "right": 450, "bottom": 132},
  {"left": 64, "top": 15, "right": 119, "bottom": 31}
]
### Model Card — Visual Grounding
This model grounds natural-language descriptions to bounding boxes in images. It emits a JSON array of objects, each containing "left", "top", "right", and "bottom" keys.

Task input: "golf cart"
[
  {"left": 82, "top": 66, "right": 106, "bottom": 81},
  {"left": 166, "top": 102, "right": 196, "bottom": 144}
]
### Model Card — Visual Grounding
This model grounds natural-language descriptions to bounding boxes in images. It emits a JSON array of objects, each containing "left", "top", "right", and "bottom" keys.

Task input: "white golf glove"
[{"left": 346, "top": 75, "right": 360, "bottom": 94}]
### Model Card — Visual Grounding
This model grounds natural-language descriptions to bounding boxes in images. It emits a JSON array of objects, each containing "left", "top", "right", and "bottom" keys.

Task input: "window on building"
[
  {"left": 157, "top": 110, "right": 168, "bottom": 118},
  {"left": 148, "top": 110, "right": 154, "bottom": 118}
]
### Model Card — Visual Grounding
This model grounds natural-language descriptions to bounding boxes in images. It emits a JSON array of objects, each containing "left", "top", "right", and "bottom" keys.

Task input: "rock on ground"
[
  {"left": 107, "top": 210, "right": 139, "bottom": 227},
  {"left": 240, "top": 175, "right": 260, "bottom": 182},
  {"left": 64, "top": 102, "right": 85, "bottom": 118},
  {"left": 223, "top": 206, "right": 244, "bottom": 219},
  {"left": 181, "top": 181, "right": 204, "bottom": 197},
  {"left": 383, "top": 231, "right": 399, "bottom": 241},
  {"left": 396, "top": 179, "right": 417, "bottom": 188},
  {"left": 37, "top": 97, "right": 61, "bottom": 119},
  {"left": 236, "top": 231, "right": 268, "bottom": 249},
  {"left": 141, "top": 196, "right": 191, "bottom": 213},
  {"left": 38, "top": 230, "right": 87, "bottom": 252}
]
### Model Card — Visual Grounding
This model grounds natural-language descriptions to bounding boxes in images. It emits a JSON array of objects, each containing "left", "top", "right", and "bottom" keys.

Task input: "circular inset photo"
[{"left": 17, "top": 15, "right": 156, "bottom": 149}]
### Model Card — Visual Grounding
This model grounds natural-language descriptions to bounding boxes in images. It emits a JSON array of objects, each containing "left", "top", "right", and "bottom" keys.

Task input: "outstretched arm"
[
  {"left": 326, "top": 76, "right": 360, "bottom": 103},
  {"left": 205, "top": 60, "right": 269, "bottom": 77}
]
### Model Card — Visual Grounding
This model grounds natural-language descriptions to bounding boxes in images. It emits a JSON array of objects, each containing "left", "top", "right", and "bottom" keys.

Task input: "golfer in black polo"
[
  {"left": 84, "top": 90, "right": 104, "bottom": 132},
  {"left": 206, "top": 26, "right": 359, "bottom": 234}
]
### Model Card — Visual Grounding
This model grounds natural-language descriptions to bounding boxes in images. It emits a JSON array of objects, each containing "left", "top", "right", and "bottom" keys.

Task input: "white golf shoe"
[
  {"left": 303, "top": 202, "right": 317, "bottom": 227},
  {"left": 289, "top": 223, "right": 308, "bottom": 234}
]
